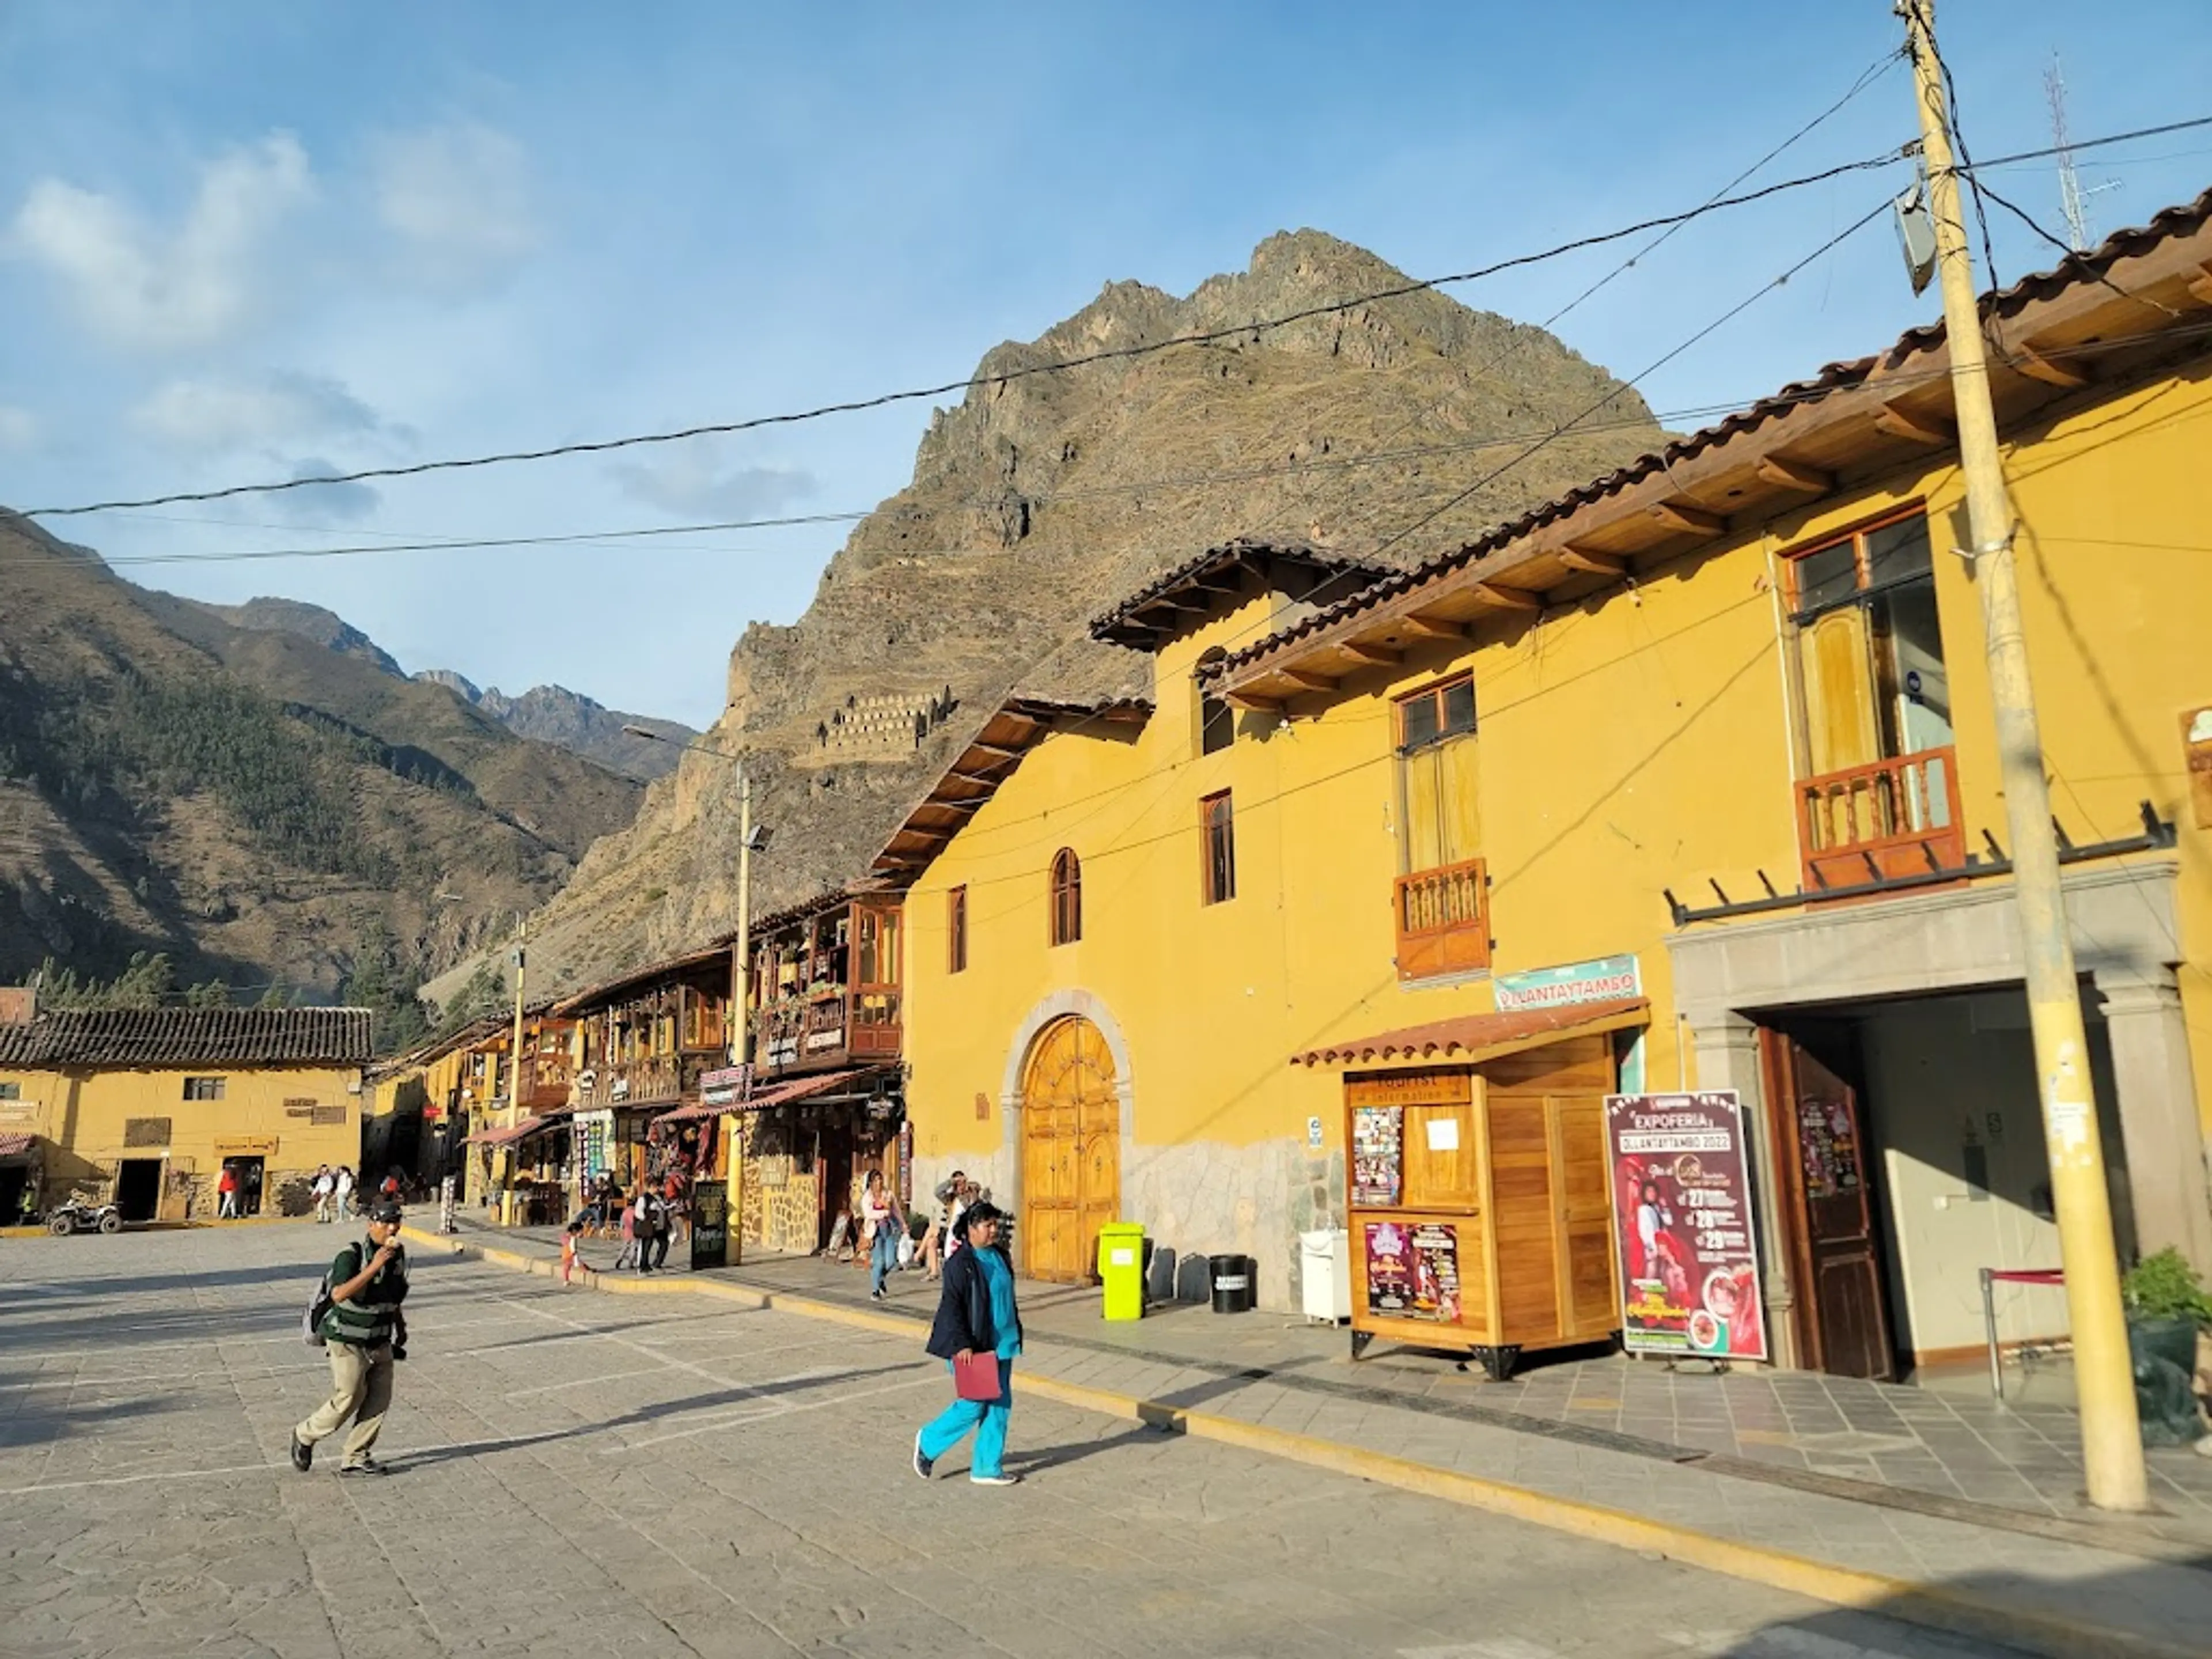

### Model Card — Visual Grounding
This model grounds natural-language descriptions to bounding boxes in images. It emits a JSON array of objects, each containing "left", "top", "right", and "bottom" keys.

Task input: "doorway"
[
  {"left": 1020, "top": 1016, "right": 1122, "bottom": 1282},
  {"left": 1760, "top": 986, "right": 2126, "bottom": 1377},
  {"left": 115, "top": 1158, "right": 163, "bottom": 1224},
  {"left": 0, "top": 1164, "right": 32, "bottom": 1224},
  {"left": 815, "top": 1116, "right": 856, "bottom": 1253}
]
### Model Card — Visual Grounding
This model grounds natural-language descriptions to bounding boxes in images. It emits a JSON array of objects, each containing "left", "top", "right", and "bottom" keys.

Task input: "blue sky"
[{"left": 4, "top": 2, "right": 2208, "bottom": 728}]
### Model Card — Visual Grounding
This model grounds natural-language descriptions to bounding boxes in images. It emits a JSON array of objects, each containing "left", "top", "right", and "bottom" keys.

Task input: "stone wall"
[{"left": 738, "top": 1154, "right": 820, "bottom": 1256}]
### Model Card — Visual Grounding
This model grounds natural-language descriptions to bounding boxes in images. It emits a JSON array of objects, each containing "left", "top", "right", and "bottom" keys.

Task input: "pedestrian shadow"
[
  {"left": 1007, "top": 1425, "right": 1168, "bottom": 1475},
  {"left": 0, "top": 1389, "right": 181, "bottom": 1448},
  {"left": 390, "top": 1361, "right": 926, "bottom": 1468}
]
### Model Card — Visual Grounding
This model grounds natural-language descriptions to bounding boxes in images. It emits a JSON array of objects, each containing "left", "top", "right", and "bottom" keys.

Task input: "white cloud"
[
  {"left": 0, "top": 406, "right": 37, "bottom": 450},
  {"left": 130, "top": 370, "right": 381, "bottom": 453},
  {"left": 9, "top": 133, "right": 313, "bottom": 350},
  {"left": 373, "top": 123, "right": 538, "bottom": 289},
  {"left": 611, "top": 440, "right": 819, "bottom": 518}
]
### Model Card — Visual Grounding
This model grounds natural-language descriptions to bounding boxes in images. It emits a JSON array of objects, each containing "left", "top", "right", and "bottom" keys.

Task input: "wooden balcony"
[
  {"left": 514, "top": 1056, "right": 574, "bottom": 1112},
  {"left": 1797, "top": 745, "right": 1965, "bottom": 892},
  {"left": 573, "top": 1054, "right": 702, "bottom": 1110},
  {"left": 753, "top": 988, "right": 903, "bottom": 1071},
  {"left": 1394, "top": 858, "right": 1490, "bottom": 982}
]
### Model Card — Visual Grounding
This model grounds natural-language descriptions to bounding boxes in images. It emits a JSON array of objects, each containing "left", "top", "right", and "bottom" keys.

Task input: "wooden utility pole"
[
  {"left": 503, "top": 915, "right": 527, "bottom": 1227},
  {"left": 1900, "top": 0, "right": 2145, "bottom": 1509}
]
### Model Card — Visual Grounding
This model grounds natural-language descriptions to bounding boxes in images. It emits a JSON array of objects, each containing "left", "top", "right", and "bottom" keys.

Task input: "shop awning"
[
  {"left": 1291, "top": 998, "right": 1649, "bottom": 1068},
  {"left": 656, "top": 1068, "right": 863, "bottom": 1124},
  {"left": 463, "top": 1115, "right": 563, "bottom": 1147},
  {"left": 0, "top": 1131, "right": 37, "bottom": 1159}
]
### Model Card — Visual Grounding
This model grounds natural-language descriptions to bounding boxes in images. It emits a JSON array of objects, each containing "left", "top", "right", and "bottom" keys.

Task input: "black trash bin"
[{"left": 1209, "top": 1253, "right": 1254, "bottom": 1314}]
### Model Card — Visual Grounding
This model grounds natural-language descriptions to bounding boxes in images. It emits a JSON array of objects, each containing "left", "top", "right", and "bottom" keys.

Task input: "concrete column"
[
  {"left": 1689, "top": 1013, "right": 1801, "bottom": 1369},
  {"left": 2093, "top": 971, "right": 2212, "bottom": 1272}
]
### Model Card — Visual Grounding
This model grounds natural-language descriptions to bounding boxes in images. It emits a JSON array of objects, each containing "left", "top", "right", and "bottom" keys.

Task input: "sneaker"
[
  {"left": 870, "top": 1288, "right": 887, "bottom": 1301},
  {"left": 338, "top": 1457, "right": 387, "bottom": 1477},
  {"left": 970, "top": 1473, "right": 1020, "bottom": 1487},
  {"left": 289, "top": 1433, "right": 312, "bottom": 1473},
  {"left": 912, "top": 1434, "right": 934, "bottom": 1480}
]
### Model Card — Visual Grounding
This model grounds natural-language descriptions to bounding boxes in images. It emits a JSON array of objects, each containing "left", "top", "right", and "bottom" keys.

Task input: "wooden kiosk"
[{"left": 1314, "top": 1002, "right": 1641, "bottom": 1379}]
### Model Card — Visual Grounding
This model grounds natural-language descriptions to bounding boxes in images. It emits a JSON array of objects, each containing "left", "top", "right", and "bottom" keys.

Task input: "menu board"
[
  {"left": 1351, "top": 1107, "right": 1403, "bottom": 1206},
  {"left": 690, "top": 1182, "right": 729, "bottom": 1271},
  {"left": 1604, "top": 1092, "right": 1766, "bottom": 1361},
  {"left": 1364, "top": 1219, "right": 1463, "bottom": 1323}
]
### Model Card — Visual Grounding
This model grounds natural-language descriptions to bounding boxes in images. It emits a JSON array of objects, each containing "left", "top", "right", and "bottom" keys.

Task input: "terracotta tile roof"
[
  {"left": 0, "top": 1007, "right": 374, "bottom": 1070},
  {"left": 0, "top": 1132, "right": 36, "bottom": 1158},
  {"left": 1089, "top": 540, "right": 1392, "bottom": 650},
  {"left": 657, "top": 1068, "right": 863, "bottom": 1123},
  {"left": 1222, "top": 187, "right": 2212, "bottom": 680},
  {"left": 1292, "top": 997, "right": 1647, "bottom": 1067}
]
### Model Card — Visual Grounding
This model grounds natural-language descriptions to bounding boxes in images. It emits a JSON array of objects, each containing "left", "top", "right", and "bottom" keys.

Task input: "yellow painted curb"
[{"left": 412, "top": 1231, "right": 2195, "bottom": 1659}]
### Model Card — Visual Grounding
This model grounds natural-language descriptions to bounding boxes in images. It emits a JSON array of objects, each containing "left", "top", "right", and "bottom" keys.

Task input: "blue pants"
[
  {"left": 870, "top": 1224, "right": 899, "bottom": 1294},
  {"left": 919, "top": 1357, "right": 1013, "bottom": 1479}
]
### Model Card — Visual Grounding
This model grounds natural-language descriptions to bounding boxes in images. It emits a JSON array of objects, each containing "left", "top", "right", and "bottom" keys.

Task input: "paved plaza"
[{"left": 0, "top": 1223, "right": 2034, "bottom": 1659}]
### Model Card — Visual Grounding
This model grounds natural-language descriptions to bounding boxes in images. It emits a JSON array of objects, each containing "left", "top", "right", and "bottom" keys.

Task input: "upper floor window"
[
  {"left": 182, "top": 1076, "right": 226, "bottom": 1101},
  {"left": 1050, "top": 848, "right": 1082, "bottom": 946},
  {"left": 1196, "top": 647, "right": 1234, "bottom": 755},
  {"left": 947, "top": 886, "right": 968, "bottom": 974},
  {"left": 1201, "top": 791, "right": 1236, "bottom": 904},
  {"left": 1784, "top": 510, "right": 1961, "bottom": 887},
  {"left": 0, "top": 1081, "right": 18, "bottom": 1101},
  {"left": 1395, "top": 675, "right": 1479, "bottom": 874}
]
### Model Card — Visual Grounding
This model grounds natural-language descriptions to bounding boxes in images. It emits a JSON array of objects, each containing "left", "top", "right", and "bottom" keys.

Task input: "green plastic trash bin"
[{"left": 1097, "top": 1222, "right": 1146, "bottom": 1322}]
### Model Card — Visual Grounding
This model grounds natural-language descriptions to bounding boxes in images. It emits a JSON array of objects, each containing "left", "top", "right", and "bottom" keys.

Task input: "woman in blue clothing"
[{"left": 913, "top": 1200, "right": 1022, "bottom": 1487}]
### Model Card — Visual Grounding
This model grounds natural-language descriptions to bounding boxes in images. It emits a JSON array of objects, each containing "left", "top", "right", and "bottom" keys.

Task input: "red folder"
[{"left": 952, "top": 1352, "right": 1002, "bottom": 1402}]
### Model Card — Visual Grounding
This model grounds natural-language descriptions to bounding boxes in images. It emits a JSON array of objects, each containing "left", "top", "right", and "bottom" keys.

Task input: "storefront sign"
[
  {"left": 1351, "top": 1107, "right": 1403, "bottom": 1206},
  {"left": 1363, "top": 1219, "right": 1462, "bottom": 1323},
  {"left": 700, "top": 1065, "right": 752, "bottom": 1107},
  {"left": 1494, "top": 953, "right": 1641, "bottom": 1012},
  {"left": 690, "top": 1183, "right": 729, "bottom": 1270},
  {"left": 1604, "top": 1091, "right": 1766, "bottom": 1361},
  {"left": 575, "top": 1109, "right": 614, "bottom": 1182}
]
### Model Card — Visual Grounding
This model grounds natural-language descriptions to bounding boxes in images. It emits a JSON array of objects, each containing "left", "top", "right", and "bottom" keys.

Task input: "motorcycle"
[{"left": 47, "top": 1198, "right": 124, "bottom": 1236}]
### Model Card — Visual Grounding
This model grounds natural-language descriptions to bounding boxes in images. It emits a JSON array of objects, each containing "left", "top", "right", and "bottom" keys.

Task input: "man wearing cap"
[{"left": 291, "top": 1200, "right": 411, "bottom": 1476}]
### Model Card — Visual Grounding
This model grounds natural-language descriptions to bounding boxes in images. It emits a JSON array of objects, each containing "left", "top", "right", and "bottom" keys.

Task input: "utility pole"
[
  {"left": 503, "top": 914, "right": 527, "bottom": 1227},
  {"left": 734, "top": 769, "right": 753, "bottom": 1070},
  {"left": 1900, "top": 0, "right": 2145, "bottom": 1510}
]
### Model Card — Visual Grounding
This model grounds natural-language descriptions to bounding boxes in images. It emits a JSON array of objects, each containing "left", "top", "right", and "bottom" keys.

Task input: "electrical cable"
[{"left": 15, "top": 151, "right": 1914, "bottom": 522}]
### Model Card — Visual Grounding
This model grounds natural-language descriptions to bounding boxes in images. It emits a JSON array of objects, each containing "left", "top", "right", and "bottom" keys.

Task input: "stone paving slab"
[{"left": 0, "top": 1222, "right": 2020, "bottom": 1659}]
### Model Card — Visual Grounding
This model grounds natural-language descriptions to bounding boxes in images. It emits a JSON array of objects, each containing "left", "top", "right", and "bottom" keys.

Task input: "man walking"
[{"left": 291, "top": 1199, "right": 410, "bottom": 1477}]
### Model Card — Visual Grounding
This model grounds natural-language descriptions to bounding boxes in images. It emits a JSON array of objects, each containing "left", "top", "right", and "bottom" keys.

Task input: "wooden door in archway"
[{"left": 1020, "top": 1016, "right": 1122, "bottom": 1282}]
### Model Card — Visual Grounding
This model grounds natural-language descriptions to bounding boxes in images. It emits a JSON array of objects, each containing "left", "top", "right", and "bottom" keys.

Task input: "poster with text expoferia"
[{"left": 1604, "top": 1091, "right": 1766, "bottom": 1361}]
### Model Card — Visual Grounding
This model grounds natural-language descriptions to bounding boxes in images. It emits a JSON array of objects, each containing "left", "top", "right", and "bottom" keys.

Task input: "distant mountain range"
[
  {"left": 0, "top": 516, "right": 649, "bottom": 1000},
  {"left": 187, "top": 599, "right": 697, "bottom": 782}
]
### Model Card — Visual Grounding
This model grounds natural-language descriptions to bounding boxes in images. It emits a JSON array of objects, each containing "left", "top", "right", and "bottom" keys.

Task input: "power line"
[{"left": 16, "top": 151, "right": 1914, "bottom": 522}]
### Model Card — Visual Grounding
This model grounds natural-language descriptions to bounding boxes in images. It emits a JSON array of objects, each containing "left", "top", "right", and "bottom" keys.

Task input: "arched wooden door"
[{"left": 1020, "top": 1016, "right": 1122, "bottom": 1282}]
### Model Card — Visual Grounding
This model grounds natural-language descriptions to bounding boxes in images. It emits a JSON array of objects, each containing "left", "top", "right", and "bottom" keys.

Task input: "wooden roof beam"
[
  {"left": 1754, "top": 454, "right": 1835, "bottom": 495},
  {"left": 1470, "top": 582, "right": 1540, "bottom": 611},
  {"left": 1556, "top": 546, "right": 1628, "bottom": 579},
  {"left": 2010, "top": 342, "right": 2091, "bottom": 390},
  {"left": 1339, "top": 640, "right": 1403, "bottom": 668},
  {"left": 2186, "top": 263, "right": 2212, "bottom": 307},
  {"left": 964, "top": 741, "right": 1026, "bottom": 762},
  {"left": 1650, "top": 501, "right": 1725, "bottom": 537},
  {"left": 1399, "top": 613, "right": 1467, "bottom": 642},
  {"left": 1225, "top": 691, "right": 1285, "bottom": 714},
  {"left": 1874, "top": 404, "right": 1955, "bottom": 446},
  {"left": 1281, "top": 667, "right": 1339, "bottom": 693}
]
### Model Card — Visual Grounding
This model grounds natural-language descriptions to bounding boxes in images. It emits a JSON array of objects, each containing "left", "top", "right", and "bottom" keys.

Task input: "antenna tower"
[{"left": 2046, "top": 54, "right": 2092, "bottom": 252}]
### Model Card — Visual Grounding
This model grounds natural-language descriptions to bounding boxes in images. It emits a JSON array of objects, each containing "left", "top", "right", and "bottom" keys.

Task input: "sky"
[{"left": 3, "top": 2, "right": 2209, "bottom": 729}]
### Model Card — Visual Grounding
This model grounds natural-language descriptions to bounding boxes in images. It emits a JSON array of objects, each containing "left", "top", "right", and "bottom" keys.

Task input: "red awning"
[
  {"left": 0, "top": 1131, "right": 36, "bottom": 1159},
  {"left": 1291, "top": 998, "right": 1649, "bottom": 1067},
  {"left": 656, "top": 1069, "right": 863, "bottom": 1124},
  {"left": 463, "top": 1116, "right": 562, "bottom": 1147}
]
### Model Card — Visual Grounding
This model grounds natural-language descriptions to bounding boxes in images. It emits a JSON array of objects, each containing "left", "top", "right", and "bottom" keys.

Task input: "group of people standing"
[
  {"left": 564, "top": 1171, "right": 683, "bottom": 1281},
  {"left": 309, "top": 1165, "right": 357, "bottom": 1224}
]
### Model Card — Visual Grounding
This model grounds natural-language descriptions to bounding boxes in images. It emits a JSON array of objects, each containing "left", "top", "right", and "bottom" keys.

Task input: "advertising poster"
[
  {"left": 690, "top": 1183, "right": 730, "bottom": 1271},
  {"left": 1363, "top": 1220, "right": 1415, "bottom": 1316},
  {"left": 1351, "top": 1107, "right": 1403, "bottom": 1206},
  {"left": 1408, "top": 1223, "right": 1463, "bottom": 1323},
  {"left": 575, "top": 1109, "right": 615, "bottom": 1183},
  {"left": 1604, "top": 1091, "right": 1766, "bottom": 1361}
]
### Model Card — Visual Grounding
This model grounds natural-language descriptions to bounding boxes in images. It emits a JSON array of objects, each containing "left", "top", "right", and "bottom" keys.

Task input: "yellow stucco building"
[
  {"left": 0, "top": 1004, "right": 374, "bottom": 1222},
  {"left": 878, "top": 192, "right": 2212, "bottom": 1377}
]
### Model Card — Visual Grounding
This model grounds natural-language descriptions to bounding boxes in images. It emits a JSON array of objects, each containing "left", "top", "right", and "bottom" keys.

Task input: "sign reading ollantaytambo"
[{"left": 1604, "top": 1091, "right": 1766, "bottom": 1361}]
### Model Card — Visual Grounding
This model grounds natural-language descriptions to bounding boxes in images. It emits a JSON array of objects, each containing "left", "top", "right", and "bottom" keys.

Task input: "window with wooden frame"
[
  {"left": 1392, "top": 675, "right": 1487, "bottom": 980},
  {"left": 1783, "top": 508, "right": 1961, "bottom": 888},
  {"left": 182, "top": 1076, "right": 226, "bottom": 1101},
  {"left": 1195, "top": 647, "right": 1234, "bottom": 755},
  {"left": 946, "top": 885, "right": 968, "bottom": 974},
  {"left": 1048, "top": 848, "right": 1082, "bottom": 946},
  {"left": 1200, "top": 790, "right": 1236, "bottom": 904},
  {"left": 0, "top": 1081, "right": 18, "bottom": 1101}
]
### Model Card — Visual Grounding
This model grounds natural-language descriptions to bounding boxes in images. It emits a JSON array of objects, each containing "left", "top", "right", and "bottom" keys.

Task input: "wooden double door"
[{"left": 1020, "top": 1016, "right": 1121, "bottom": 1283}]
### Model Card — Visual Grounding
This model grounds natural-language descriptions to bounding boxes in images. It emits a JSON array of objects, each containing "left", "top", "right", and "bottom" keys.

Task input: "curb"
[{"left": 405, "top": 1229, "right": 2194, "bottom": 1659}]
